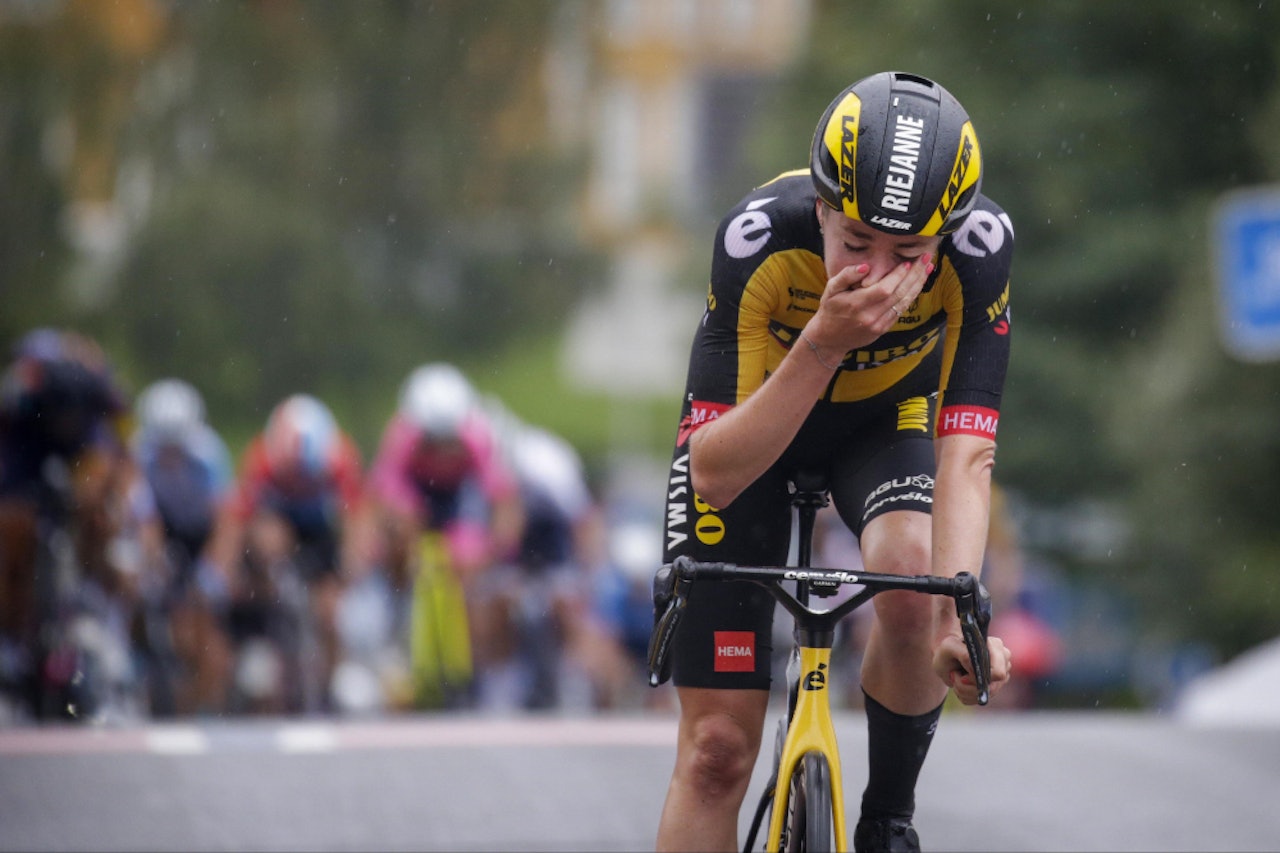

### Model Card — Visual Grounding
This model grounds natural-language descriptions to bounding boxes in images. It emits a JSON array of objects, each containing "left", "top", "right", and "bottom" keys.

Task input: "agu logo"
[{"left": 714, "top": 631, "right": 756, "bottom": 673}]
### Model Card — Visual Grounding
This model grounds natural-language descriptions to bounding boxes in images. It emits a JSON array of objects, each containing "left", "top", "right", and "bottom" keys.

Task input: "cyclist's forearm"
[
  {"left": 930, "top": 435, "right": 995, "bottom": 637},
  {"left": 689, "top": 346, "right": 833, "bottom": 508}
]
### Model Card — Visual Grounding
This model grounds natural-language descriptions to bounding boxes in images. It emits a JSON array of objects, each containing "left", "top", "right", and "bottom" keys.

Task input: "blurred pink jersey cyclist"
[
  {"left": 366, "top": 364, "right": 523, "bottom": 708},
  {"left": 368, "top": 363, "right": 521, "bottom": 583}
]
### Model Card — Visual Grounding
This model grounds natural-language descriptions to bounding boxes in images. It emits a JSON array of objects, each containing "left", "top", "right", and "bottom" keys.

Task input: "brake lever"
[
  {"left": 646, "top": 559, "right": 692, "bottom": 687},
  {"left": 953, "top": 572, "right": 992, "bottom": 706}
]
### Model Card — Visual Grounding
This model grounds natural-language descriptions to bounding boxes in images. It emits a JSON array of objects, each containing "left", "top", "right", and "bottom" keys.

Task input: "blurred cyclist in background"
[
  {"left": 591, "top": 508, "right": 673, "bottom": 710},
  {"left": 366, "top": 363, "right": 523, "bottom": 709},
  {"left": 0, "top": 328, "right": 141, "bottom": 721},
  {"left": 132, "top": 378, "right": 236, "bottom": 715},
  {"left": 980, "top": 483, "right": 1062, "bottom": 710},
  {"left": 479, "top": 407, "right": 619, "bottom": 711},
  {"left": 206, "top": 394, "right": 366, "bottom": 714}
]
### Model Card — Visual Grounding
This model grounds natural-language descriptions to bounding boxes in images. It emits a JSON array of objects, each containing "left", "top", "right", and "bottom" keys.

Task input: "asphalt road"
[{"left": 0, "top": 710, "right": 1276, "bottom": 852}]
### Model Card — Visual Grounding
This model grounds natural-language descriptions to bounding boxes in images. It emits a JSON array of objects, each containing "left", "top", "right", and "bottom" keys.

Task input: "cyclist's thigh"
[
  {"left": 829, "top": 431, "right": 936, "bottom": 578},
  {"left": 0, "top": 500, "right": 38, "bottom": 638},
  {"left": 828, "top": 431, "right": 936, "bottom": 539},
  {"left": 663, "top": 459, "right": 790, "bottom": 691}
]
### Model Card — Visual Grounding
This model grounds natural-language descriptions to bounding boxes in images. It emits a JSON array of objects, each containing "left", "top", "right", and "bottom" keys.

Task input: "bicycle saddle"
[{"left": 790, "top": 468, "right": 829, "bottom": 496}]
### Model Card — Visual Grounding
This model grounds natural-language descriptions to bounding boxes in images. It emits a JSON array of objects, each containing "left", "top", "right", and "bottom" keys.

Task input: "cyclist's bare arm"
[
  {"left": 688, "top": 351, "right": 832, "bottom": 510},
  {"left": 930, "top": 432, "right": 1012, "bottom": 703},
  {"left": 201, "top": 502, "right": 248, "bottom": 599},
  {"left": 691, "top": 259, "right": 931, "bottom": 509}
]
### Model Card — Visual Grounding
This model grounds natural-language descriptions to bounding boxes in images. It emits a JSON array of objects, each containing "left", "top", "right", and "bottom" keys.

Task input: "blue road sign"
[{"left": 1213, "top": 185, "right": 1280, "bottom": 361}]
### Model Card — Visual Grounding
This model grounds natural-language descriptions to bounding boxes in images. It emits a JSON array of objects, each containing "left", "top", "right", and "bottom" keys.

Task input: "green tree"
[
  {"left": 88, "top": 1, "right": 598, "bottom": 448},
  {"left": 770, "top": 1, "right": 1280, "bottom": 657},
  {"left": 0, "top": 18, "right": 72, "bottom": 341}
]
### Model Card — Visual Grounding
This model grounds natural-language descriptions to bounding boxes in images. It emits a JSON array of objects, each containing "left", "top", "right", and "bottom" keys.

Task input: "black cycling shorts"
[{"left": 661, "top": 393, "right": 938, "bottom": 691}]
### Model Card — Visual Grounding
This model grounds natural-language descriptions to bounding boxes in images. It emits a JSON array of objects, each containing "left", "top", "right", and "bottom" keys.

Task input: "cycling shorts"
[{"left": 663, "top": 393, "right": 938, "bottom": 691}]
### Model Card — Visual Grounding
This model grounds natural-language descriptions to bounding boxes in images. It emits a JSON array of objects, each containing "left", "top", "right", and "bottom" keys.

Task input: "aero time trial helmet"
[{"left": 810, "top": 71, "right": 982, "bottom": 237}]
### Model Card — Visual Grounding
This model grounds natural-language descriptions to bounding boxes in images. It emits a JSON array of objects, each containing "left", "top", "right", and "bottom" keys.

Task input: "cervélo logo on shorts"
[{"left": 714, "top": 631, "right": 755, "bottom": 673}]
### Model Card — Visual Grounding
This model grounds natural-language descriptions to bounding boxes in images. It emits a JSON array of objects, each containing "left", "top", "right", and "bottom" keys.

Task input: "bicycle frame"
[
  {"left": 410, "top": 531, "right": 473, "bottom": 709},
  {"left": 770, "top": 641, "right": 847, "bottom": 849},
  {"left": 649, "top": 487, "right": 991, "bottom": 852}
]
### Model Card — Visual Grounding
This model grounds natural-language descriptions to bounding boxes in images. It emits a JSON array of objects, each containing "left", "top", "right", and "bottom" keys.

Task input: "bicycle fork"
[{"left": 767, "top": 642, "right": 848, "bottom": 851}]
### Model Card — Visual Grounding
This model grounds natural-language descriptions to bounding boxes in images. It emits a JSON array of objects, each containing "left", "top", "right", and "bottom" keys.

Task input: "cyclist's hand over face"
[
  {"left": 932, "top": 632, "right": 1012, "bottom": 706},
  {"left": 805, "top": 255, "right": 933, "bottom": 356}
]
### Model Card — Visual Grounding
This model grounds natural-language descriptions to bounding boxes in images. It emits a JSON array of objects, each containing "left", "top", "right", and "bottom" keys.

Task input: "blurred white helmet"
[
  {"left": 137, "top": 378, "right": 205, "bottom": 444},
  {"left": 512, "top": 425, "right": 590, "bottom": 518},
  {"left": 609, "top": 519, "right": 663, "bottom": 583},
  {"left": 398, "top": 363, "right": 476, "bottom": 439},
  {"left": 264, "top": 394, "right": 339, "bottom": 477}
]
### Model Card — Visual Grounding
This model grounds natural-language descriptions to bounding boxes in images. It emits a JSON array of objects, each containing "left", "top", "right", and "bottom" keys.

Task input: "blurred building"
[{"left": 559, "top": 0, "right": 812, "bottom": 406}]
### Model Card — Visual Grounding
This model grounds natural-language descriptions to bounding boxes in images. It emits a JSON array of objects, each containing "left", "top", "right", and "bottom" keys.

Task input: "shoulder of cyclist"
[
  {"left": 330, "top": 430, "right": 366, "bottom": 511},
  {"left": 463, "top": 410, "right": 520, "bottom": 501},
  {"left": 710, "top": 170, "right": 819, "bottom": 284},
  {"left": 936, "top": 193, "right": 1014, "bottom": 296}
]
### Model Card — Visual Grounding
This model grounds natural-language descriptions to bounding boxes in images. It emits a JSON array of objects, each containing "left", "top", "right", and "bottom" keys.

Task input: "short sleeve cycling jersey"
[
  {"left": 367, "top": 412, "right": 517, "bottom": 528},
  {"left": 0, "top": 336, "right": 128, "bottom": 495},
  {"left": 136, "top": 423, "right": 234, "bottom": 546},
  {"left": 679, "top": 170, "right": 1013, "bottom": 445},
  {"left": 230, "top": 433, "right": 365, "bottom": 536}
]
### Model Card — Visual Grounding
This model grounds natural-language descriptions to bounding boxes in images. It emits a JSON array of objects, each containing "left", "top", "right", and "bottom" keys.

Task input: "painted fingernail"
[{"left": 854, "top": 263, "right": 870, "bottom": 275}]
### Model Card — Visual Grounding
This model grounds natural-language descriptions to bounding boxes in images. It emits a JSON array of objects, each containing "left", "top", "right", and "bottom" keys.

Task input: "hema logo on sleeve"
[
  {"left": 714, "top": 631, "right": 756, "bottom": 673},
  {"left": 937, "top": 404, "right": 999, "bottom": 440}
]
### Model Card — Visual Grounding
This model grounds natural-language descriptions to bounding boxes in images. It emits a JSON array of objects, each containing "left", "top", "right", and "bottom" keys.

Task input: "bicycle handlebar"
[{"left": 646, "top": 555, "right": 993, "bottom": 705}]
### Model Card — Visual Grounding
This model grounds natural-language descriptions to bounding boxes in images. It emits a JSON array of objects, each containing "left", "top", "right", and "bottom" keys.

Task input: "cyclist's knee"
[
  {"left": 872, "top": 589, "right": 937, "bottom": 639},
  {"left": 681, "top": 710, "right": 759, "bottom": 799},
  {"left": 861, "top": 522, "right": 930, "bottom": 577}
]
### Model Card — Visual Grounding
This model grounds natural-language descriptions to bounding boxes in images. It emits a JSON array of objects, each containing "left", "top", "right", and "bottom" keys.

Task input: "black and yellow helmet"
[{"left": 810, "top": 71, "right": 982, "bottom": 237}]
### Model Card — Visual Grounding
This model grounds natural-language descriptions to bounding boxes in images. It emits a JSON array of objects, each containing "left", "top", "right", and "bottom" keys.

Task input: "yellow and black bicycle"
[{"left": 648, "top": 477, "right": 992, "bottom": 852}]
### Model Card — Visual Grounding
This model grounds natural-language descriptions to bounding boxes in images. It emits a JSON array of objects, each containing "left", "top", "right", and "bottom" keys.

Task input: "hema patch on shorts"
[{"left": 713, "top": 631, "right": 756, "bottom": 673}]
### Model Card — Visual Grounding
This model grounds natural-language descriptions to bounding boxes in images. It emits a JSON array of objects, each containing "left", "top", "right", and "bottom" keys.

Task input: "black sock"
[{"left": 859, "top": 690, "right": 944, "bottom": 823}]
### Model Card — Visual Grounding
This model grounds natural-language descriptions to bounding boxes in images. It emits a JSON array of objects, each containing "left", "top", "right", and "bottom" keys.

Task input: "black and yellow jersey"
[{"left": 677, "top": 169, "right": 1013, "bottom": 444}]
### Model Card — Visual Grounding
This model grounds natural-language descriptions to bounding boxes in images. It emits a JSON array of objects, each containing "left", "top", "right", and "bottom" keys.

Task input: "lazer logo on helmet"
[
  {"left": 934, "top": 130, "right": 977, "bottom": 224},
  {"left": 879, "top": 114, "right": 925, "bottom": 214},
  {"left": 839, "top": 114, "right": 858, "bottom": 204},
  {"left": 870, "top": 215, "right": 912, "bottom": 231}
]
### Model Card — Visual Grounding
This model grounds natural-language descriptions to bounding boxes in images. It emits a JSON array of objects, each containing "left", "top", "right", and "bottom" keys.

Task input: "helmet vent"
[{"left": 892, "top": 71, "right": 936, "bottom": 89}]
